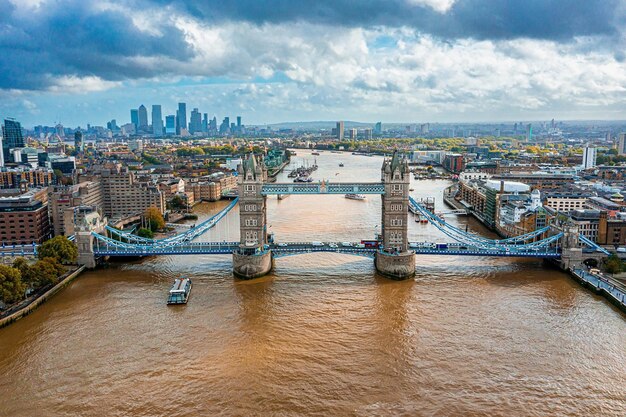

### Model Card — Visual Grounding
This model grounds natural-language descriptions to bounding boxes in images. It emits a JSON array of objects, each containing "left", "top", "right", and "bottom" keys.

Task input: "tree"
[
  {"left": 12, "top": 257, "right": 34, "bottom": 288},
  {"left": 605, "top": 254, "right": 623, "bottom": 274},
  {"left": 30, "top": 258, "right": 65, "bottom": 287},
  {"left": 170, "top": 195, "right": 186, "bottom": 210},
  {"left": 137, "top": 228, "right": 154, "bottom": 239},
  {"left": 37, "top": 236, "right": 78, "bottom": 264},
  {"left": 0, "top": 265, "right": 25, "bottom": 304},
  {"left": 144, "top": 207, "right": 165, "bottom": 232}
]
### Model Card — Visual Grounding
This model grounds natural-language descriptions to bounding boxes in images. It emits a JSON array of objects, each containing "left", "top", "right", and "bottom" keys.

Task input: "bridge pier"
[
  {"left": 232, "top": 250, "right": 273, "bottom": 280},
  {"left": 375, "top": 251, "right": 415, "bottom": 280}
]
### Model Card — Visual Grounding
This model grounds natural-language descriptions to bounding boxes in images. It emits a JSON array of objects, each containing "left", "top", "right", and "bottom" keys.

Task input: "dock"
[{"left": 570, "top": 267, "right": 626, "bottom": 314}]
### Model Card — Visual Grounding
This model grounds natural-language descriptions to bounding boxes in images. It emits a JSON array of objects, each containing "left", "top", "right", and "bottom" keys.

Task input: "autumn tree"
[
  {"left": 38, "top": 236, "right": 78, "bottom": 264},
  {"left": 0, "top": 265, "right": 25, "bottom": 304},
  {"left": 144, "top": 207, "right": 165, "bottom": 232}
]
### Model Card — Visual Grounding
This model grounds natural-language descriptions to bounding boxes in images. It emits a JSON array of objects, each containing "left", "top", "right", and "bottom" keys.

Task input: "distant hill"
[{"left": 264, "top": 121, "right": 374, "bottom": 130}]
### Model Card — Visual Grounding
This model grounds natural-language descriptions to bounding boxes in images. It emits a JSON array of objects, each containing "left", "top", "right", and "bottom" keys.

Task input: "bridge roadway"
[{"left": 92, "top": 241, "right": 560, "bottom": 259}]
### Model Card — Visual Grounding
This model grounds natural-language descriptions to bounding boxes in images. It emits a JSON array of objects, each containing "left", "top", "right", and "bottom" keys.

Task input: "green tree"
[
  {"left": 605, "top": 254, "right": 623, "bottom": 274},
  {"left": 170, "top": 195, "right": 186, "bottom": 210},
  {"left": 37, "top": 236, "right": 78, "bottom": 264},
  {"left": 30, "top": 258, "right": 65, "bottom": 287},
  {"left": 144, "top": 207, "right": 165, "bottom": 232},
  {"left": 137, "top": 228, "right": 154, "bottom": 239},
  {"left": 0, "top": 265, "right": 25, "bottom": 304},
  {"left": 12, "top": 258, "right": 34, "bottom": 288}
]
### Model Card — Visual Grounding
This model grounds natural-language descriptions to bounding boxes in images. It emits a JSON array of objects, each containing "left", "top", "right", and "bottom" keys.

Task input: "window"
[
  {"left": 391, "top": 218, "right": 402, "bottom": 226},
  {"left": 392, "top": 184, "right": 403, "bottom": 192},
  {"left": 245, "top": 185, "right": 256, "bottom": 192},
  {"left": 390, "top": 204, "right": 403, "bottom": 211},
  {"left": 245, "top": 218, "right": 258, "bottom": 227},
  {"left": 244, "top": 204, "right": 257, "bottom": 212}
]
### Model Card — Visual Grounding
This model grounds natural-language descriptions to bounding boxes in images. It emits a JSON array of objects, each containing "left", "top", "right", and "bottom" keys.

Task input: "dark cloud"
[
  {"left": 0, "top": 0, "right": 623, "bottom": 91},
  {"left": 158, "top": 0, "right": 621, "bottom": 41},
  {"left": 0, "top": 0, "right": 192, "bottom": 90}
]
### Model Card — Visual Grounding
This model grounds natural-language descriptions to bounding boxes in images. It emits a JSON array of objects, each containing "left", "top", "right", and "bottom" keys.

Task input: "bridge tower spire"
[
  {"left": 375, "top": 150, "right": 415, "bottom": 279},
  {"left": 232, "top": 153, "right": 273, "bottom": 279}
]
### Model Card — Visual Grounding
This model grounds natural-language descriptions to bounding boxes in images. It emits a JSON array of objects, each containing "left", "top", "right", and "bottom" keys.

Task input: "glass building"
[{"left": 2, "top": 118, "right": 25, "bottom": 165}]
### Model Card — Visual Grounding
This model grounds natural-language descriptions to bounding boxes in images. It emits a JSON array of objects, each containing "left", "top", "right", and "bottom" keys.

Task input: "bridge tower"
[
  {"left": 233, "top": 153, "right": 273, "bottom": 279},
  {"left": 375, "top": 151, "right": 415, "bottom": 279}
]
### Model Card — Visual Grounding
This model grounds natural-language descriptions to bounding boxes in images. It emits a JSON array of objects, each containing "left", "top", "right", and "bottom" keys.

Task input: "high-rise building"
[
  {"left": 107, "top": 119, "right": 118, "bottom": 132},
  {"left": 526, "top": 123, "right": 532, "bottom": 141},
  {"left": 618, "top": 133, "right": 626, "bottom": 155},
  {"left": 364, "top": 128, "right": 373, "bottom": 140},
  {"left": 202, "top": 113, "right": 208, "bottom": 133},
  {"left": 582, "top": 147, "right": 597, "bottom": 169},
  {"left": 137, "top": 105, "right": 148, "bottom": 132},
  {"left": 130, "top": 109, "right": 139, "bottom": 129},
  {"left": 349, "top": 128, "right": 357, "bottom": 140},
  {"left": 210, "top": 116, "right": 217, "bottom": 132},
  {"left": 374, "top": 122, "right": 382, "bottom": 135},
  {"left": 189, "top": 108, "right": 202, "bottom": 134},
  {"left": 151, "top": 105, "right": 163, "bottom": 136},
  {"left": 237, "top": 116, "right": 242, "bottom": 132},
  {"left": 2, "top": 118, "right": 25, "bottom": 165},
  {"left": 220, "top": 117, "right": 230, "bottom": 135},
  {"left": 177, "top": 102, "right": 187, "bottom": 132},
  {"left": 336, "top": 121, "right": 344, "bottom": 140},
  {"left": 165, "top": 115, "right": 176, "bottom": 134},
  {"left": 74, "top": 131, "right": 83, "bottom": 153}
]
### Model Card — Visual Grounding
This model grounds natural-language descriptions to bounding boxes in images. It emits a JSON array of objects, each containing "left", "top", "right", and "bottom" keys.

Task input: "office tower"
[
  {"left": 582, "top": 147, "right": 597, "bottom": 169},
  {"left": 202, "top": 113, "right": 208, "bottom": 133},
  {"left": 2, "top": 118, "right": 25, "bottom": 164},
  {"left": 618, "top": 133, "right": 626, "bottom": 155},
  {"left": 210, "top": 116, "right": 217, "bottom": 132},
  {"left": 220, "top": 117, "right": 230, "bottom": 134},
  {"left": 237, "top": 116, "right": 242, "bottom": 132},
  {"left": 336, "top": 121, "right": 344, "bottom": 140},
  {"left": 177, "top": 102, "right": 187, "bottom": 131},
  {"left": 107, "top": 119, "right": 118, "bottom": 131},
  {"left": 165, "top": 115, "right": 176, "bottom": 134},
  {"left": 74, "top": 131, "right": 83, "bottom": 153},
  {"left": 349, "top": 128, "right": 357, "bottom": 140},
  {"left": 526, "top": 123, "right": 532, "bottom": 141},
  {"left": 130, "top": 109, "right": 139, "bottom": 129},
  {"left": 138, "top": 105, "right": 148, "bottom": 131},
  {"left": 189, "top": 108, "right": 202, "bottom": 134},
  {"left": 151, "top": 105, "right": 163, "bottom": 136},
  {"left": 374, "top": 122, "right": 382, "bottom": 134}
]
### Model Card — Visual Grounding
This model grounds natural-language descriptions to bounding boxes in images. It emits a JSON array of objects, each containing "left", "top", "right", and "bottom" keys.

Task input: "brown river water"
[{"left": 1, "top": 150, "right": 625, "bottom": 416}]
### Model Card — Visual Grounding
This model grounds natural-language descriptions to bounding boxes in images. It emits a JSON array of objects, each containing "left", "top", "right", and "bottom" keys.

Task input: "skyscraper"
[
  {"left": 336, "top": 121, "right": 344, "bottom": 140},
  {"left": 374, "top": 122, "right": 382, "bottom": 135},
  {"left": 582, "top": 146, "right": 597, "bottom": 169},
  {"left": 220, "top": 117, "right": 230, "bottom": 135},
  {"left": 177, "top": 102, "right": 187, "bottom": 132},
  {"left": 130, "top": 109, "right": 139, "bottom": 129},
  {"left": 138, "top": 105, "right": 148, "bottom": 132},
  {"left": 151, "top": 105, "right": 163, "bottom": 136},
  {"left": 526, "top": 123, "right": 532, "bottom": 141},
  {"left": 202, "top": 113, "right": 208, "bottom": 133},
  {"left": 237, "top": 116, "right": 242, "bottom": 132},
  {"left": 165, "top": 115, "right": 176, "bottom": 134},
  {"left": 2, "top": 118, "right": 25, "bottom": 165},
  {"left": 618, "top": 133, "right": 626, "bottom": 155},
  {"left": 74, "top": 130, "right": 83, "bottom": 153},
  {"left": 189, "top": 108, "right": 202, "bottom": 134}
]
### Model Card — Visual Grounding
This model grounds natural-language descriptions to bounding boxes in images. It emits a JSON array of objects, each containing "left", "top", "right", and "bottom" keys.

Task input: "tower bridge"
[{"left": 67, "top": 152, "right": 608, "bottom": 280}]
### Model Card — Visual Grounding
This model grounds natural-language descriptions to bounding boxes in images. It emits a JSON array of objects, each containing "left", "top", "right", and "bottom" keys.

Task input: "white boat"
[
  {"left": 167, "top": 278, "right": 192, "bottom": 305},
  {"left": 345, "top": 194, "right": 366, "bottom": 200}
]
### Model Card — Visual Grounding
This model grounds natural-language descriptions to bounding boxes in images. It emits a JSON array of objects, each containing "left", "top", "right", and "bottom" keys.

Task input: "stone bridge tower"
[
  {"left": 375, "top": 151, "right": 415, "bottom": 279},
  {"left": 233, "top": 154, "right": 273, "bottom": 279}
]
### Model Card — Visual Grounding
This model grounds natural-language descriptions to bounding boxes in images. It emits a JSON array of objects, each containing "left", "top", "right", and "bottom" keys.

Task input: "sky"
[{"left": 1, "top": 0, "right": 626, "bottom": 127}]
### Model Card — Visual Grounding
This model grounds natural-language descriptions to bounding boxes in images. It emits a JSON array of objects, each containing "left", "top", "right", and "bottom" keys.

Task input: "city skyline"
[{"left": 1, "top": 1, "right": 626, "bottom": 126}]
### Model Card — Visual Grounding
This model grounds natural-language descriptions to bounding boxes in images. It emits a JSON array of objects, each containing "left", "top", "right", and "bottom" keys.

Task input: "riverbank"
[
  {"left": 0, "top": 265, "right": 86, "bottom": 329},
  {"left": 570, "top": 267, "right": 626, "bottom": 314}
]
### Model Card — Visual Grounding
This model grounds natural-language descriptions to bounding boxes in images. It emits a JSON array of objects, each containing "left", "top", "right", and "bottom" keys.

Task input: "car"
[
  {"left": 355, "top": 243, "right": 366, "bottom": 249},
  {"left": 328, "top": 243, "right": 338, "bottom": 248},
  {"left": 617, "top": 247, "right": 626, "bottom": 253},
  {"left": 277, "top": 243, "right": 288, "bottom": 247},
  {"left": 341, "top": 242, "right": 353, "bottom": 247},
  {"left": 409, "top": 242, "right": 419, "bottom": 248},
  {"left": 311, "top": 241, "right": 324, "bottom": 247}
]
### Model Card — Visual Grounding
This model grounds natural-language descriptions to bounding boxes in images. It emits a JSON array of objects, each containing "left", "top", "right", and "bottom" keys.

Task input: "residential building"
[
  {"left": 443, "top": 154, "right": 464, "bottom": 173},
  {"left": 48, "top": 181, "right": 104, "bottom": 236},
  {"left": 618, "top": 133, "right": 626, "bottom": 155},
  {"left": 582, "top": 146, "right": 596, "bottom": 169},
  {"left": 543, "top": 192, "right": 588, "bottom": 213},
  {"left": 336, "top": 121, "right": 344, "bottom": 140},
  {"left": 0, "top": 188, "right": 51, "bottom": 244}
]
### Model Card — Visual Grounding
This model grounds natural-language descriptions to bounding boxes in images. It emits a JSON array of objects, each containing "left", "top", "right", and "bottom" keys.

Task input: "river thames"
[{"left": 0, "top": 150, "right": 625, "bottom": 416}]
